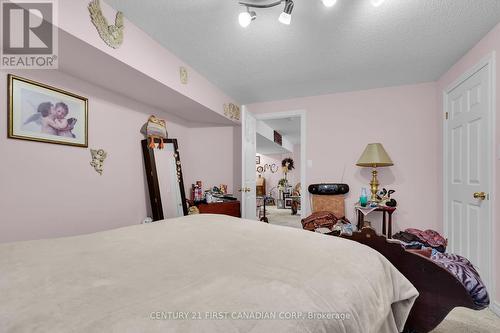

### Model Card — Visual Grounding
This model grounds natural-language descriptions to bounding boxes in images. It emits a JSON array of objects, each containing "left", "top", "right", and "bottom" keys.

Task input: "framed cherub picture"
[{"left": 8, "top": 74, "right": 88, "bottom": 147}]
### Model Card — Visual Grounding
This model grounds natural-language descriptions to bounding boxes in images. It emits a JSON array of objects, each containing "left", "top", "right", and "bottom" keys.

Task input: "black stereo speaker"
[{"left": 308, "top": 183, "right": 349, "bottom": 195}]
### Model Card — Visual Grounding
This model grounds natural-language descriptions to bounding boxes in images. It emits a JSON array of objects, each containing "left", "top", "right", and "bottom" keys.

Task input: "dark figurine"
[
  {"left": 386, "top": 199, "right": 397, "bottom": 207},
  {"left": 377, "top": 188, "right": 397, "bottom": 207}
]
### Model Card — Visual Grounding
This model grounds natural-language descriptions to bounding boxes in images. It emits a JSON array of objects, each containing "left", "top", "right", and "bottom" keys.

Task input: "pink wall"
[
  {"left": 256, "top": 153, "right": 283, "bottom": 197},
  {"left": 0, "top": 0, "right": 241, "bottom": 243},
  {"left": 287, "top": 145, "right": 302, "bottom": 188},
  {"left": 247, "top": 82, "right": 440, "bottom": 234},
  {"left": 256, "top": 145, "right": 302, "bottom": 198},
  {"left": 437, "top": 22, "right": 500, "bottom": 305},
  {"left": 0, "top": 70, "right": 235, "bottom": 243},
  {"left": 182, "top": 126, "right": 235, "bottom": 194},
  {"left": 55, "top": 0, "right": 237, "bottom": 119}
]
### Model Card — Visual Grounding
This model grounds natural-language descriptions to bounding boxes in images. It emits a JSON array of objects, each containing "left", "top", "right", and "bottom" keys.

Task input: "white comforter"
[{"left": 0, "top": 214, "right": 418, "bottom": 333}]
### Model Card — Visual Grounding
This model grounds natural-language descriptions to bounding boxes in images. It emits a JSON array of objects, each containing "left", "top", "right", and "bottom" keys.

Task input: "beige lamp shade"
[{"left": 356, "top": 143, "right": 394, "bottom": 168}]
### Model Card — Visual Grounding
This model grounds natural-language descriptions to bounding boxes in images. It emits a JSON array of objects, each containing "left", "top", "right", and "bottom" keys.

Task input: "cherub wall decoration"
[{"left": 90, "top": 149, "right": 107, "bottom": 175}]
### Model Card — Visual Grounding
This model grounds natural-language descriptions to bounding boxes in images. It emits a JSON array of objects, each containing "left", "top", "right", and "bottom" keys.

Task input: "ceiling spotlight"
[
  {"left": 239, "top": 7, "right": 256, "bottom": 27},
  {"left": 370, "top": 0, "right": 385, "bottom": 7},
  {"left": 279, "top": 0, "right": 294, "bottom": 25},
  {"left": 322, "top": 0, "right": 337, "bottom": 7}
]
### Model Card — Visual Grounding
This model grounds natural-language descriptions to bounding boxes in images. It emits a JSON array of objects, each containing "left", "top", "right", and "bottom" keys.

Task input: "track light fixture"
[
  {"left": 371, "top": 0, "right": 386, "bottom": 7},
  {"left": 239, "top": 7, "right": 256, "bottom": 27},
  {"left": 322, "top": 0, "right": 337, "bottom": 7},
  {"left": 238, "top": 0, "right": 381, "bottom": 27},
  {"left": 278, "top": 0, "right": 294, "bottom": 25}
]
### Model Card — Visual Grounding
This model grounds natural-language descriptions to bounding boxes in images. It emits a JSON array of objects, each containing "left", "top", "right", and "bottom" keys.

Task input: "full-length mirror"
[{"left": 142, "top": 138, "right": 188, "bottom": 221}]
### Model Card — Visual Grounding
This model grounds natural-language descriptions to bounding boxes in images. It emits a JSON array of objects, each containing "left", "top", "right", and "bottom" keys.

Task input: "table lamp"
[{"left": 356, "top": 143, "right": 394, "bottom": 202}]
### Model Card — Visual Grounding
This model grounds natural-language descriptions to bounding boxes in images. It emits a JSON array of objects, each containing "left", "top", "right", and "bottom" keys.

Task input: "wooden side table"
[
  {"left": 196, "top": 201, "right": 241, "bottom": 218},
  {"left": 356, "top": 206, "right": 396, "bottom": 238}
]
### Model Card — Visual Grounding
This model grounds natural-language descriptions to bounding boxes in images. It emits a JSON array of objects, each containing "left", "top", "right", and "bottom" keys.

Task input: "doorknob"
[
  {"left": 473, "top": 192, "right": 487, "bottom": 200},
  {"left": 238, "top": 187, "right": 251, "bottom": 193}
]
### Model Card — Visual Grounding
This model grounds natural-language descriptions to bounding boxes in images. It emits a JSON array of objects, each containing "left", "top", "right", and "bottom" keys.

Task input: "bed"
[
  {"left": 338, "top": 227, "right": 486, "bottom": 333},
  {"left": 0, "top": 214, "right": 418, "bottom": 333}
]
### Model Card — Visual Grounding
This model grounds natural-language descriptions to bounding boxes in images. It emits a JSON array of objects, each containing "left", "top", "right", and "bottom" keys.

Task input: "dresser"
[{"left": 196, "top": 201, "right": 241, "bottom": 218}]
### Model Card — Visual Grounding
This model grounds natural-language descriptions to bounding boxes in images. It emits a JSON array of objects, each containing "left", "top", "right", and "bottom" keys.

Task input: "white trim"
[
  {"left": 254, "top": 109, "right": 308, "bottom": 219},
  {"left": 443, "top": 52, "right": 496, "bottom": 301},
  {"left": 492, "top": 301, "right": 500, "bottom": 317}
]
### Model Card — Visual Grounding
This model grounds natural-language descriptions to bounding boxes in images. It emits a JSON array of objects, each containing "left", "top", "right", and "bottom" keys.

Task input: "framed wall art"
[{"left": 8, "top": 74, "right": 88, "bottom": 147}]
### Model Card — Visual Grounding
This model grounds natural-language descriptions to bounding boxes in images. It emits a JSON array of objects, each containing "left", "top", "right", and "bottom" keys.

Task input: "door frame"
[
  {"left": 251, "top": 109, "right": 308, "bottom": 219},
  {"left": 442, "top": 52, "right": 496, "bottom": 302}
]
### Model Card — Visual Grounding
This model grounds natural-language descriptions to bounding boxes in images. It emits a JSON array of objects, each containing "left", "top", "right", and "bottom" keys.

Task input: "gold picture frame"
[{"left": 8, "top": 74, "right": 88, "bottom": 147}]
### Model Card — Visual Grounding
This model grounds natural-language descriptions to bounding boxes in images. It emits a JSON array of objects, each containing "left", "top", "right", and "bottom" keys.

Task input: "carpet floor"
[
  {"left": 265, "top": 205, "right": 302, "bottom": 229},
  {"left": 431, "top": 308, "right": 500, "bottom": 332}
]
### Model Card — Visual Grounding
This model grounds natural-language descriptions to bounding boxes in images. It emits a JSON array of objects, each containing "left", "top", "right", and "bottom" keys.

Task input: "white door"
[
  {"left": 241, "top": 106, "right": 257, "bottom": 220},
  {"left": 445, "top": 63, "right": 492, "bottom": 290}
]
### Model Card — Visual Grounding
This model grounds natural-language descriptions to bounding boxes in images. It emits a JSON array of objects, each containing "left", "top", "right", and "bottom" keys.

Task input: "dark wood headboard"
[{"left": 340, "top": 228, "right": 476, "bottom": 333}]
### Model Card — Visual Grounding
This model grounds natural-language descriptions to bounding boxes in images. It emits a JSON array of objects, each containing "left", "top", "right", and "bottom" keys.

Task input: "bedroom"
[{"left": 1, "top": 0, "right": 499, "bottom": 332}]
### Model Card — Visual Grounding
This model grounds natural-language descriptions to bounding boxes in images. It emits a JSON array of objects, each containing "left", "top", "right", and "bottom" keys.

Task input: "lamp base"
[{"left": 370, "top": 168, "right": 380, "bottom": 202}]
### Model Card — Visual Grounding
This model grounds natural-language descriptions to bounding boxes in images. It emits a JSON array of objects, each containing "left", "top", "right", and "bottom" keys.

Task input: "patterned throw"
[{"left": 431, "top": 252, "right": 490, "bottom": 310}]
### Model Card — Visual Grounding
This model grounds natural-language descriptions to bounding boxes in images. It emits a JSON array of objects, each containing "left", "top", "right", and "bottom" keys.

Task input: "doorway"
[
  {"left": 241, "top": 109, "right": 307, "bottom": 225},
  {"left": 443, "top": 53, "right": 495, "bottom": 296}
]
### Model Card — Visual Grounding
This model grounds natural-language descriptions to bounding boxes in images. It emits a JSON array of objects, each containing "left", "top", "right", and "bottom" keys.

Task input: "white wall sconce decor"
[
  {"left": 90, "top": 149, "right": 108, "bottom": 175},
  {"left": 88, "top": 0, "right": 124, "bottom": 49},
  {"left": 223, "top": 103, "right": 241, "bottom": 121},
  {"left": 180, "top": 67, "right": 188, "bottom": 84}
]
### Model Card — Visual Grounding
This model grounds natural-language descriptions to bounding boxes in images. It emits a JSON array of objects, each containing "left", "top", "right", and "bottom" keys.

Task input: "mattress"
[{"left": 0, "top": 214, "right": 418, "bottom": 333}]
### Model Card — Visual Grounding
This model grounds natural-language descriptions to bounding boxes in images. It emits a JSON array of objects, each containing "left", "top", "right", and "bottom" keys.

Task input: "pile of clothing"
[
  {"left": 393, "top": 228, "right": 447, "bottom": 255},
  {"left": 301, "top": 211, "right": 353, "bottom": 235},
  {"left": 301, "top": 211, "right": 337, "bottom": 231},
  {"left": 394, "top": 228, "right": 489, "bottom": 310}
]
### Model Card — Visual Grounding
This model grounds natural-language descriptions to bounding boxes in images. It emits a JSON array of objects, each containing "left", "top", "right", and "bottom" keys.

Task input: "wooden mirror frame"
[{"left": 142, "top": 138, "right": 188, "bottom": 220}]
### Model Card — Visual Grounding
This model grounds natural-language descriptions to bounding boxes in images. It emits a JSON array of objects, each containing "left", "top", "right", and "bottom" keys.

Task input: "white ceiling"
[
  {"left": 262, "top": 117, "right": 301, "bottom": 145},
  {"left": 104, "top": 0, "right": 500, "bottom": 104},
  {"left": 257, "top": 116, "right": 300, "bottom": 154},
  {"left": 256, "top": 134, "right": 290, "bottom": 155}
]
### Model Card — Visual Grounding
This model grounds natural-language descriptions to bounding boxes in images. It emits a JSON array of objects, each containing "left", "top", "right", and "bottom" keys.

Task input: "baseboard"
[{"left": 491, "top": 301, "right": 500, "bottom": 317}]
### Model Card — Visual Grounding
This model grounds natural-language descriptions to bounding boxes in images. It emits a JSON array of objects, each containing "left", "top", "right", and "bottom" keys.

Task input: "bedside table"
[{"left": 356, "top": 206, "right": 396, "bottom": 238}]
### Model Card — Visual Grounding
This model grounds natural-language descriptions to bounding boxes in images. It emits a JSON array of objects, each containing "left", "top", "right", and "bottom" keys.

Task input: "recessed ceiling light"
[
  {"left": 322, "top": 0, "right": 337, "bottom": 7},
  {"left": 371, "top": 0, "right": 385, "bottom": 7}
]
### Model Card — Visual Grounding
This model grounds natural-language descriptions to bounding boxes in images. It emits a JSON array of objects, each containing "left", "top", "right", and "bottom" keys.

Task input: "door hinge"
[{"left": 445, "top": 112, "right": 449, "bottom": 120}]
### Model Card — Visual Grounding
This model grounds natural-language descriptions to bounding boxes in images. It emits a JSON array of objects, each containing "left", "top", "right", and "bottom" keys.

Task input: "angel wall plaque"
[{"left": 88, "top": 0, "right": 124, "bottom": 49}]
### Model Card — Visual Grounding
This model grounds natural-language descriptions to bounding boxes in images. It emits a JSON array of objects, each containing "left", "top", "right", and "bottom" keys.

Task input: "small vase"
[{"left": 360, "top": 188, "right": 368, "bottom": 207}]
